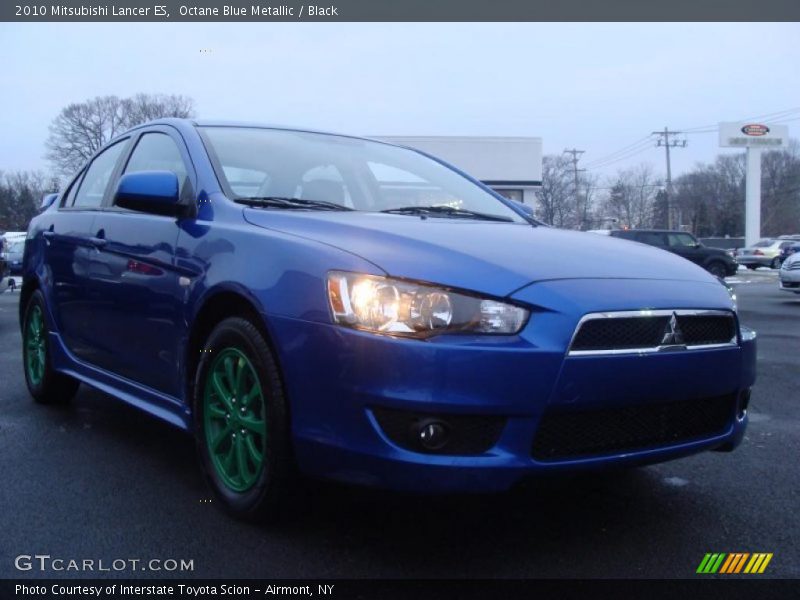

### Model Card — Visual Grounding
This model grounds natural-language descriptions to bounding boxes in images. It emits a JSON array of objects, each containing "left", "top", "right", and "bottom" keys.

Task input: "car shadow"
[{"left": 44, "top": 385, "right": 701, "bottom": 577}]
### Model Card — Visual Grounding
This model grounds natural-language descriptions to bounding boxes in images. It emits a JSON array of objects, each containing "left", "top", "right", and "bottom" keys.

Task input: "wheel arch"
[
  {"left": 184, "top": 286, "right": 286, "bottom": 413},
  {"left": 19, "top": 277, "right": 39, "bottom": 332}
]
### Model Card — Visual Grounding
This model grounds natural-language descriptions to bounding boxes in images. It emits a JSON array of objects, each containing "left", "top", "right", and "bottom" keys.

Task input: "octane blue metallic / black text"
[{"left": 21, "top": 120, "right": 756, "bottom": 519}]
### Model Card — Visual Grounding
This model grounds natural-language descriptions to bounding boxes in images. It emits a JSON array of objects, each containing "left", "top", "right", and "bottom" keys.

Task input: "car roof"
[{"left": 126, "top": 117, "right": 395, "bottom": 147}]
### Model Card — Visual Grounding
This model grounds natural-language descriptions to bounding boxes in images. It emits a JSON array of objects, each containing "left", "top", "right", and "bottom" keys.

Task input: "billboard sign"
[{"left": 719, "top": 122, "right": 788, "bottom": 148}]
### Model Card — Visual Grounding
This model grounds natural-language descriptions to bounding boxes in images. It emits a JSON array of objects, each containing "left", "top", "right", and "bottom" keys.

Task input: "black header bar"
[{"left": 4, "top": 0, "right": 800, "bottom": 22}]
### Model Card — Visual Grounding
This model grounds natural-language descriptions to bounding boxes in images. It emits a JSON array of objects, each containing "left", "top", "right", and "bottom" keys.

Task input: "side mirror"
[
  {"left": 515, "top": 202, "right": 535, "bottom": 218},
  {"left": 40, "top": 193, "right": 58, "bottom": 211},
  {"left": 114, "top": 171, "right": 182, "bottom": 216}
]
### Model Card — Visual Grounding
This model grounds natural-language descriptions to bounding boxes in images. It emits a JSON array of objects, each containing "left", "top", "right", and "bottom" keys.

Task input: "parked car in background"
[
  {"left": 607, "top": 229, "right": 738, "bottom": 278},
  {"left": 0, "top": 239, "right": 8, "bottom": 282},
  {"left": 779, "top": 251, "right": 800, "bottom": 294},
  {"left": 736, "top": 239, "right": 795, "bottom": 270},
  {"left": 21, "top": 119, "right": 755, "bottom": 520},
  {"left": 1, "top": 236, "right": 25, "bottom": 275}
]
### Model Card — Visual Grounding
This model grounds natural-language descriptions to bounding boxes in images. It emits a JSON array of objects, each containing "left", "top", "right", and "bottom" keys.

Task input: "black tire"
[
  {"left": 193, "top": 317, "right": 293, "bottom": 521},
  {"left": 22, "top": 290, "right": 80, "bottom": 404},
  {"left": 770, "top": 257, "right": 780, "bottom": 269},
  {"left": 706, "top": 261, "right": 727, "bottom": 279},
  {"left": 745, "top": 265, "right": 758, "bottom": 270}
]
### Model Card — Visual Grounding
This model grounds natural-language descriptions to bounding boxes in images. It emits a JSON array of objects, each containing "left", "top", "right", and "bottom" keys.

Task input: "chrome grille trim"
[{"left": 567, "top": 309, "right": 738, "bottom": 357}]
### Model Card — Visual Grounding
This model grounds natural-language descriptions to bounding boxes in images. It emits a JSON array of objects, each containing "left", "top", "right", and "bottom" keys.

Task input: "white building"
[{"left": 375, "top": 136, "right": 543, "bottom": 205}]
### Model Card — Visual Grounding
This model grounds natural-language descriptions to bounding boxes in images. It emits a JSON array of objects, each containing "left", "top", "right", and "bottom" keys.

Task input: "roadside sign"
[{"left": 719, "top": 122, "right": 788, "bottom": 148}]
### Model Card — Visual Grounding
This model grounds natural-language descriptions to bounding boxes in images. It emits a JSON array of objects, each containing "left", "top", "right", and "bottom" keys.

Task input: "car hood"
[{"left": 243, "top": 210, "right": 719, "bottom": 296}]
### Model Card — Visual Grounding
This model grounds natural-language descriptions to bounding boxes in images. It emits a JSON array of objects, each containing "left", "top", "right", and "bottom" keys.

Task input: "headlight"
[
  {"left": 327, "top": 271, "right": 529, "bottom": 337},
  {"left": 723, "top": 282, "right": 737, "bottom": 312}
]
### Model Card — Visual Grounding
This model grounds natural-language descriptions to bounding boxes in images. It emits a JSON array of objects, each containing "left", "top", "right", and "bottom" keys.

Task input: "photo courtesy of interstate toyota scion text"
[{"left": 20, "top": 119, "right": 756, "bottom": 520}]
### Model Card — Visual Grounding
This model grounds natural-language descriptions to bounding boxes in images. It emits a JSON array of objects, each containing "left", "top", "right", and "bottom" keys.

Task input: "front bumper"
[
  {"left": 779, "top": 268, "right": 800, "bottom": 293},
  {"left": 270, "top": 279, "right": 756, "bottom": 493}
]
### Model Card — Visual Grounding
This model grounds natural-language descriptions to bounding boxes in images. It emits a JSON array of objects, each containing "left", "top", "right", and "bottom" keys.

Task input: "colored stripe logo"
[{"left": 697, "top": 553, "right": 773, "bottom": 574}]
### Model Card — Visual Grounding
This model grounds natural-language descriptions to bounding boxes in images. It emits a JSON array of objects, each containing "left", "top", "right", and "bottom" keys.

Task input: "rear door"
[
  {"left": 40, "top": 139, "right": 129, "bottom": 361},
  {"left": 82, "top": 127, "right": 195, "bottom": 396}
]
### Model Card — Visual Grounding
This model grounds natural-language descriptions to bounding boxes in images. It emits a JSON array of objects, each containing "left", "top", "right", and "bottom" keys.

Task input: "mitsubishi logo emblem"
[{"left": 660, "top": 312, "right": 686, "bottom": 348}]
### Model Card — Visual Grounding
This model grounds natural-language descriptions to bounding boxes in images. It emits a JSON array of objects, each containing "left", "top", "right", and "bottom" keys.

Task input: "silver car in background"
[{"left": 737, "top": 239, "right": 796, "bottom": 270}]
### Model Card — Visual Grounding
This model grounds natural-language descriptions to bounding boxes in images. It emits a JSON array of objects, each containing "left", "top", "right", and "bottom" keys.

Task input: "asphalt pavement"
[{"left": 0, "top": 270, "right": 797, "bottom": 579}]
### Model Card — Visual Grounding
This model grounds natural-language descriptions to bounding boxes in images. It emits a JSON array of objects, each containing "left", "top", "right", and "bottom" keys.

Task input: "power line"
[
  {"left": 680, "top": 107, "right": 800, "bottom": 134},
  {"left": 584, "top": 143, "right": 654, "bottom": 170},
  {"left": 583, "top": 135, "right": 653, "bottom": 168}
]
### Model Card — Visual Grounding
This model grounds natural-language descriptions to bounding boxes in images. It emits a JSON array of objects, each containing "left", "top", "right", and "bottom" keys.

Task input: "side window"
[
  {"left": 636, "top": 232, "right": 666, "bottom": 247},
  {"left": 122, "top": 133, "right": 189, "bottom": 195},
  {"left": 72, "top": 140, "right": 127, "bottom": 208},
  {"left": 60, "top": 170, "right": 85, "bottom": 208},
  {"left": 668, "top": 233, "right": 697, "bottom": 248}
]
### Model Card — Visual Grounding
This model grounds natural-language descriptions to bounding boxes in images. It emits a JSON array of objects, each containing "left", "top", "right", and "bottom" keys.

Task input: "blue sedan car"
[{"left": 21, "top": 119, "right": 756, "bottom": 520}]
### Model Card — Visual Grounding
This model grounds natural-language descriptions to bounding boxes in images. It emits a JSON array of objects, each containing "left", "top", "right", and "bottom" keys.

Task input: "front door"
[
  {"left": 83, "top": 129, "right": 195, "bottom": 396},
  {"left": 667, "top": 232, "right": 704, "bottom": 267}
]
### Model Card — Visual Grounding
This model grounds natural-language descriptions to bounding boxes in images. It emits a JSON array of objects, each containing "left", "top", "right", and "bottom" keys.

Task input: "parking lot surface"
[{"left": 0, "top": 270, "right": 797, "bottom": 579}]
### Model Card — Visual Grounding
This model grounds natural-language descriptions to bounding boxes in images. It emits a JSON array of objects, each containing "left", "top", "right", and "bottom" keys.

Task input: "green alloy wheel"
[
  {"left": 25, "top": 304, "right": 46, "bottom": 387},
  {"left": 194, "top": 317, "right": 292, "bottom": 521},
  {"left": 203, "top": 348, "right": 267, "bottom": 492},
  {"left": 23, "top": 290, "right": 80, "bottom": 404}
]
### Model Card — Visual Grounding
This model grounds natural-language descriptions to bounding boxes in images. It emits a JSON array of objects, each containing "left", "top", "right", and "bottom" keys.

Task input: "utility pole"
[
  {"left": 563, "top": 148, "right": 586, "bottom": 229},
  {"left": 653, "top": 127, "right": 686, "bottom": 229}
]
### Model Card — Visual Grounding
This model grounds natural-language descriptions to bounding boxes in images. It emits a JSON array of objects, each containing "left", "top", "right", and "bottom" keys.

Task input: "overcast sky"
[{"left": 1, "top": 22, "right": 798, "bottom": 182}]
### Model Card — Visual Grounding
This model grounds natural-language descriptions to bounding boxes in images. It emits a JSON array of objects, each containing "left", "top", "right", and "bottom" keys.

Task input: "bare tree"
[
  {"left": 761, "top": 139, "right": 800, "bottom": 236},
  {"left": 603, "top": 164, "right": 661, "bottom": 229},
  {"left": 535, "top": 155, "right": 574, "bottom": 227},
  {"left": 45, "top": 94, "right": 195, "bottom": 176},
  {"left": 0, "top": 170, "right": 52, "bottom": 231},
  {"left": 577, "top": 171, "right": 600, "bottom": 230},
  {"left": 121, "top": 93, "right": 195, "bottom": 129}
]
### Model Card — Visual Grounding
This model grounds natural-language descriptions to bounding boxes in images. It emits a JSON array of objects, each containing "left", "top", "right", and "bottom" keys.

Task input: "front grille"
[
  {"left": 532, "top": 393, "right": 736, "bottom": 461},
  {"left": 676, "top": 315, "right": 737, "bottom": 345},
  {"left": 372, "top": 407, "right": 505, "bottom": 455},
  {"left": 571, "top": 317, "right": 669, "bottom": 351},
  {"left": 569, "top": 310, "right": 736, "bottom": 353}
]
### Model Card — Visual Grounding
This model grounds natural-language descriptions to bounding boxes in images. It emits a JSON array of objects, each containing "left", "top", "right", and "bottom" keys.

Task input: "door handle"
[
  {"left": 88, "top": 237, "right": 107, "bottom": 248},
  {"left": 43, "top": 231, "right": 55, "bottom": 239}
]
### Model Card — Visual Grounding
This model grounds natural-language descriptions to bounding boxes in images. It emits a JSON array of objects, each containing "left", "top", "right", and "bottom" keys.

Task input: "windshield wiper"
[
  {"left": 235, "top": 196, "right": 353, "bottom": 211},
  {"left": 380, "top": 205, "right": 514, "bottom": 222}
]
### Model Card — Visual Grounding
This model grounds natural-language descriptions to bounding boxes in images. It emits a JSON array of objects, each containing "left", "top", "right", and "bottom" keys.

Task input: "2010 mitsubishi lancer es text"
[{"left": 21, "top": 120, "right": 756, "bottom": 520}]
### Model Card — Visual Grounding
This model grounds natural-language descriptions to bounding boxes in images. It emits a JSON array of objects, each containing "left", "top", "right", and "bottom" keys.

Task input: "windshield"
[{"left": 201, "top": 126, "right": 526, "bottom": 223}]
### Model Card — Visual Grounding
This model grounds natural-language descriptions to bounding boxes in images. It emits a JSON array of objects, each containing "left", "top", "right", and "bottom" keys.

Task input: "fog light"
[{"left": 416, "top": 419, "right": 449, "bottom": 450}]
